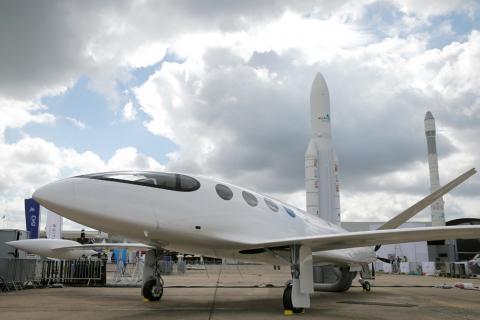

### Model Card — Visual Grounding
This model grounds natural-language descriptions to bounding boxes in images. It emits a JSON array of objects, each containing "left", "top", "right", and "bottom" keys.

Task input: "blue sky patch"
[{"left": 6, "top": 75, "right": 177, "bottom": 165}]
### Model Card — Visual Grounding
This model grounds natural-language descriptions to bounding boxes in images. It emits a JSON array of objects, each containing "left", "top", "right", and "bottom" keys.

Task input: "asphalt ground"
[{"left": 1, "top": 265, "right": 479, "bottom": 319}]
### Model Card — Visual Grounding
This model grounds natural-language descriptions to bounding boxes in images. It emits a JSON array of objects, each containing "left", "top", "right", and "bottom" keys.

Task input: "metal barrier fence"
[
  {"left": 0, "top": 258, "right": 41, "bottom": 291},
  {"left": 159, "top": 261, "right": 186, "bottom": 274},
  {"left": 1, "top": 258, "right": 187, "bottom": 291},
  {"left": 107, "top": 260, "right": 186, "bottom": 286},
  {"left": 1, "top": 258, "right": 107, "bottom": 291},
  {"left": 41, "top": 259, "right": 106, "bottom": 286}
]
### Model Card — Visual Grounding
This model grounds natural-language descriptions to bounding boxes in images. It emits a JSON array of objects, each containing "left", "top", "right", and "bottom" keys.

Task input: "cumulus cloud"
[
  {"left": 1, "top": 1, "right": 479, "bottom": 229},
  {"left": 391, "top": 0, "right": 479, "bottom": 18},
  {"left": 121, "top": 100, "right": 137, "bottom": 121},
  {"left": 0, "top": 0, "right": 320, "bottom": 103},
  {"left": 107, "top": 147, "right": 164, "bottom": 171},
  {"left": 0, "top": 99, "right": 55, "bottom": 140},
  {"left": 0, "top": 136, "right": 164, "bottom": 229}
]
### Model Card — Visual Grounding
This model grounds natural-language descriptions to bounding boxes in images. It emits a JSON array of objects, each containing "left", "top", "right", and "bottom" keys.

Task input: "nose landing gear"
[
  {"left": 359, "top": 263, "right": 375, "bottom": 292},
  {"left": 142, "top": 249, "right": 165, "bottom": 302}
]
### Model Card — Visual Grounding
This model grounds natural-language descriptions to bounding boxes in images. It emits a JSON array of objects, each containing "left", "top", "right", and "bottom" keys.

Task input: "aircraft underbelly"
[{"left": 313, "top": 247, "right": 376, "bottom": 265}]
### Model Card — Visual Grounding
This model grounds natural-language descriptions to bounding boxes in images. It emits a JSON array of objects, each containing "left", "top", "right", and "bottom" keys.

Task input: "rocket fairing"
[{"left": 305, "top": 73, "right": 340, "bottom": 225}]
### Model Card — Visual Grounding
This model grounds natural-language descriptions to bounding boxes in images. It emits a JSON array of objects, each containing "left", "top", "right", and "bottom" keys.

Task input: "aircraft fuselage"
[{"left": 33, "top": 171, "right": 376, "bottom": 265}]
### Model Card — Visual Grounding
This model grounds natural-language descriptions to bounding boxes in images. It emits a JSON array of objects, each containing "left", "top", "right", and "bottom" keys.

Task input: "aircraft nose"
[{"left": 33, "top": 179, "right": 74, "bottom": 214}]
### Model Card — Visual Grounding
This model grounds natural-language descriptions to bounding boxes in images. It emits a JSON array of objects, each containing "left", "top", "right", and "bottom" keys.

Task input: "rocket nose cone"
[
  {"left": 312, "top": 72, "right": 328, "bottom": 90},
  {"left": 310, "top": 72, "right": 330, "bottom": 112},
  {"left": 425, "top": 111, "right": 434, "bottom": 121},
  {"left": 310, "top": 72, "right": 331, "bottom": 134}
]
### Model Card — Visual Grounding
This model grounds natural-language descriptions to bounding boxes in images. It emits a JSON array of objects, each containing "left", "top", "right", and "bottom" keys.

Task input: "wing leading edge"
[
  {"left": 377, "top": 168, "right": 476, "bottom": 230},
  {"left": 240, "top": 226, "right": 480, "bottom": 252},
  {"left": 51, "top": 242, "right": 153, "bottom": 251}
]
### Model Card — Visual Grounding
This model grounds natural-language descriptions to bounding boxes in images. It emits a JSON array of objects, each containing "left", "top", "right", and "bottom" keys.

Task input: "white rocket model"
[
  {"left": 424, "top": 111, "right": 446, "bottom": 226},
  {"left": 305, "top": 73, "right": 340, "bottom": 225}
]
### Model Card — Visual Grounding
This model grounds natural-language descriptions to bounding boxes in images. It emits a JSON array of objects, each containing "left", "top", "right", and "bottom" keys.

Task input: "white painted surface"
[
  {"left": 5, "top": 239, "right": 96, "bottom": 259},
  {"left": 305, "top": 73, "right": 339, "bottom": 225}
]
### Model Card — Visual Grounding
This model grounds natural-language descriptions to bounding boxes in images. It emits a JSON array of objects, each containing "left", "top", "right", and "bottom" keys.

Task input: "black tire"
[
  {"left": 282, "top": 285, "right": 304, "bottom": 314},
  {"left": 142, "top": 279, "right": 163, "bottom": 301},
  {"left": 364, "top": 281, "right": 371, "bottom": 292}
]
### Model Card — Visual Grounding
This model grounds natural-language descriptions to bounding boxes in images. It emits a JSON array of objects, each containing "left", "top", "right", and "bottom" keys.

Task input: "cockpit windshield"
[{"left": 78, "top": 171, "right": 200, "bottom": 192}]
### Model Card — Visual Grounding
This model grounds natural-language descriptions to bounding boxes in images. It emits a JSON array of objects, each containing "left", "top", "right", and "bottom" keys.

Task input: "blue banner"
[
  {"left": 122, "top": 249, "right": 127, "bottom": 266},
  {"left": 24, "top": 198, "right": 40, "bottom": 239}
]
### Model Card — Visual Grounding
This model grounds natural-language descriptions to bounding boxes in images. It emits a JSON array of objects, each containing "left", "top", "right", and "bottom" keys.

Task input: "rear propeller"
[{"left": 376, "top": 256, "right": 390, "bottom": 263}]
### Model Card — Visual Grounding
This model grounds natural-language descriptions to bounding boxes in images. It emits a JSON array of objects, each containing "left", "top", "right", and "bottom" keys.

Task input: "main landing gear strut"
[
  {"left": 142, "top": 249, "right": 164, "bottom": 301},
  {"left": 282, "top": 245, "right": 313, "bottom": 315}
]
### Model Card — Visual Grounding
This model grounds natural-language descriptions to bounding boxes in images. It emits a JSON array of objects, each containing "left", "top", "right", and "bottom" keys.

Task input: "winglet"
[{"left": 377, "top": 168, "right": 476, "bottom": 230}]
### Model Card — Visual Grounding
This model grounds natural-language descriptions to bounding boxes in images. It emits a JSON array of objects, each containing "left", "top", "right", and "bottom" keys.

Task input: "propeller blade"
[{"left": 377, "top": 256, "right": 390, "bottom": 263}]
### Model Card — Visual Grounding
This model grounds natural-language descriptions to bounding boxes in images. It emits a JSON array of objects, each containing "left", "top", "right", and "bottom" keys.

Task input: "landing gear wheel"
[
  {"left": 283, "top": 285, "right": 304, "bottom": 314},
  {"left": 142, "top": 279, "right": 163, "bottom": 301},
  {"left": 362, "top": 280, "right": 371, "bottom": 292}
]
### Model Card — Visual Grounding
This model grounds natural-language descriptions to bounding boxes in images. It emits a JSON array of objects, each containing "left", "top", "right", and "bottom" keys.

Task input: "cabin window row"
[{"left": 215, "top": 184, "right": 295, "bottom": 217}]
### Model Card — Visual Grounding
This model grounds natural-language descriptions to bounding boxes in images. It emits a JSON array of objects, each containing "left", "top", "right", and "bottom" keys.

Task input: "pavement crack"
[{"left": 208, "top": 264, "right": 223, "bottom": 320}]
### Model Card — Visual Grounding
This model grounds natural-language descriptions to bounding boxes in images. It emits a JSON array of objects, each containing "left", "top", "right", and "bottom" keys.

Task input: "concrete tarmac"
[{"left": 1, "top": 265, "right": 479, "bottom": 319}]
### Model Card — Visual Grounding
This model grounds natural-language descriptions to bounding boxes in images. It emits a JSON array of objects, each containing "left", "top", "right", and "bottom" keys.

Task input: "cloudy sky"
[{"left": 1, "top": 0, "right": 479, "bottom": 231}]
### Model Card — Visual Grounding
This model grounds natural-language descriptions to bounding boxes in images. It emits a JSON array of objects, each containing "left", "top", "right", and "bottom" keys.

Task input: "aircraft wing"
[
  {"left": 52, "top": 242, "right": 153, "bottom": 252},
  {"left": 6, "top": 239, "right": 153, "bottom": 259},
  {"left": 241, "top": 226, "right": 480, "bottom": 252},
  {"left": 377, "top": 168, "right": 476, "bottom": 230}
]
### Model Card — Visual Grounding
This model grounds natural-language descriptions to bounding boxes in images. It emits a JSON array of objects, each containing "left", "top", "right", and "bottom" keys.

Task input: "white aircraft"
[
  {"left": 6, "top": 73, "right": 480, "bottom": 312},
  {"left": 6, "top": 167, "right": 479, "bottom": 312}
]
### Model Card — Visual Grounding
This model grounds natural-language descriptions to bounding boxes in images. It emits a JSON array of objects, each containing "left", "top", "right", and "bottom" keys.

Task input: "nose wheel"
[
  {"left": 360, "top": 279, "right": 371, "bottom": 292},
  {"left": 142, "top": 278, "right": 163, "bottom": 301},
  {"left": 359, "top": 263, "right": 374, "bottom": 292}
]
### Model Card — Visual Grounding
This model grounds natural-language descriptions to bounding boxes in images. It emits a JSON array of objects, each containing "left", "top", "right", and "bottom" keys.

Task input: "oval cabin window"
[
  {"left": 215, "top": 184, "right": 233, "bottom": 200},
  {"left": 283, "top": 206, "right": 296, "bottom": 218},
  {"left": 264, "top": 198, "right": 279, "bottom": 212},
  {"left": 242, "top": 191, "right": 258, "bottom": 207}
]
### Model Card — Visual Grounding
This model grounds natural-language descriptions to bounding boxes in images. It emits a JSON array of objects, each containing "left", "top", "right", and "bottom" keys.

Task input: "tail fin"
[{"left": 377, "top": 168, "right": 476, "bottom": 230}]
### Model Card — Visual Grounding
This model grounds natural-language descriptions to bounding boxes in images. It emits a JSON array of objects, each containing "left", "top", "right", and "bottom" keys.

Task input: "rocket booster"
[{"left": 305, "top": 73, "right": 340, "bottom": 224}]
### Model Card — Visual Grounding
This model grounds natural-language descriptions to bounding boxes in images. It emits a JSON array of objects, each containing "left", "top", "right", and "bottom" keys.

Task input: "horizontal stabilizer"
[
  {"left": 241, "top": 225, "right": 480, "bottom": 252},
  {"left": 377, "top": 168, "right": 476, "bottom": 230}
]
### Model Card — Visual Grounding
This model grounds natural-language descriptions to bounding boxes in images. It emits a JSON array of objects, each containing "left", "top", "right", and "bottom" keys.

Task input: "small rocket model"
[{"left": 305, "top": 73, "right": 341, "bottom": 224}]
